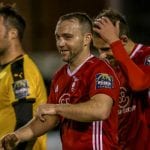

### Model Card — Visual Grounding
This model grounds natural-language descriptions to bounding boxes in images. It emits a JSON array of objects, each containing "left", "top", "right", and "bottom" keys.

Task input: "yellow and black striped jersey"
[{"left": 0, "top": 54, "right": 47, "bottom": 150}]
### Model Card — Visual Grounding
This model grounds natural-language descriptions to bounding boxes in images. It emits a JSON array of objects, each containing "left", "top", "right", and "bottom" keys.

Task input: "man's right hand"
[
  {"left": 0, "top": 133, "right": 19, "bottom": 150},
  {"left": 93, "top": 17, "right": 120, "bottom": 44},
  {"left": 36, "top": 104, "right": 58, "bottom": 122}
]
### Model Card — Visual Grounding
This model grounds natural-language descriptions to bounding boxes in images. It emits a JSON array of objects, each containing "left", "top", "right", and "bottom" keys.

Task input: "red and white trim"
[
  {"left": 130, "top": 44, "right": 143, "bottom": 58},
  {"left": 93, "top": 121, "right": 103, "bottom": 150}
]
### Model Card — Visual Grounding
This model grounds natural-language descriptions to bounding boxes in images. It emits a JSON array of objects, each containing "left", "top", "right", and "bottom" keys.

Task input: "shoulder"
[
  {"left": 23, "top": 54, "right": 43, "bottom": 75},
  {"left": 85, "top": 56, "right": 119, "bottom": 81},
  {"left": 132, "top": 44, "right": 150, "bottom": 64},
  {"left": 11, "top": 55, "right": 44, "bottom": 81},
  {"left": 52, "top": 64, "right": 67, "bottom": 79},
  {"left": 11, "top": 54, "right": 39, "bottom": 70},
  {"left": 87, "top": 56, "right": 114, "bottom": 72},
  {"left": 23, "top": 54, "right": 39, "bottom": 68},
  {"left": 135, "top": 44, "right": 150, "bottom": 55}
]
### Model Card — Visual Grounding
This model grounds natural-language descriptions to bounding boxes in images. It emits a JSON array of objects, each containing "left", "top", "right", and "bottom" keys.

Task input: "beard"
[
  {"left": 0, "top": 48, "right": 5, "bottom": 56},
  {"left": 66, "top": 49, "right": 82, "bottom": 64}
]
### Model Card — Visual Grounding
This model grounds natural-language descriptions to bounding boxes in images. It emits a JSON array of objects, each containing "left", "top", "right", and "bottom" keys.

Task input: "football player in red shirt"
[
  {"left": 93, "top": 8, "right": 150, "bottom": 150},
  {"left": 0, "top": 12, "right": 120, "bottom": 150}
]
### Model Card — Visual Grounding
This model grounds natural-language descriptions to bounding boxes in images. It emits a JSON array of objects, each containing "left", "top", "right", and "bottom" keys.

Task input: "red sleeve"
[
  {"left": 110, "top": 40, "right": 150, "bottom": 91},
  {"left": 89, "top": 60, "right": 120, "bottom": 101},
  {"left": 47, "top": 79, "right": 57, "bottom": 104}
]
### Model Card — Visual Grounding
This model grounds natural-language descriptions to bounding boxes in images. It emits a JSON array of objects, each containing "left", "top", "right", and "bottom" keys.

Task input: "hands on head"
[
  {"left": 0, "top": 133, "right": 19, "bottom": 150},
  {"left": 93, "top": 17, "right": 120, "bottom": 44}
]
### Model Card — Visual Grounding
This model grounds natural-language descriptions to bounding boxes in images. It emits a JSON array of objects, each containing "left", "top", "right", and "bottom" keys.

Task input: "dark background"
[
  {"left": 3, "top": 0, "right": 150, "bottom": 52},
  {"left": 3, "top": 0, "right": 109, "bottom": 52},
  {"left": 2, "top": 0, "right": 150, "bottom": 81}
]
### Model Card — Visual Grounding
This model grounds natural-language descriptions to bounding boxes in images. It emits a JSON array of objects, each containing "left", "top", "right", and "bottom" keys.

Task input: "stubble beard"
[
  {"left": 0, "top": 48, "right": 6, "bottom": 56},
  {"left": 67, "top": 49, "right": 82, "bottom": 65}
]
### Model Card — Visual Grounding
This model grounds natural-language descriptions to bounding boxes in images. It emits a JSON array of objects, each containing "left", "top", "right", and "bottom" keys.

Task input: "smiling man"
[{"left": 0, "top": 12, "right": 120, "bottom": 150}]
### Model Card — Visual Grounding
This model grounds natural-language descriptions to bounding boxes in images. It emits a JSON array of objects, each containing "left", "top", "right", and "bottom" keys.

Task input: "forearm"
[
  {"left": 56, "top": 103, "right": 96, "bottom": 122},
  {"left": 14, "top": 115, "right": 59, "bottom": 142},
  {"left": 14, "top": 123, "right": 34, "bottom": 143},
  {"left": 110, "top": 40, "right": 150, "bottom": 90},
  {"left": 55, "top": 94, "right": 113, "bottom": 122}
]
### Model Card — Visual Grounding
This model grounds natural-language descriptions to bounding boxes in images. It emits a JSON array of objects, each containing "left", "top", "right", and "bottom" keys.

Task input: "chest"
[
  {"left": 53, "top": 74, "right": 90, "bottom": 104},
  {"left": 0, "top": 67, "right": 15, "bottom": 107}
]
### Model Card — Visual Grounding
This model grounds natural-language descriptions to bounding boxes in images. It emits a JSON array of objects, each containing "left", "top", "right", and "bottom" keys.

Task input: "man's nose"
[{"left": 57, "top": 38, "right": 65, "bottom": 47}]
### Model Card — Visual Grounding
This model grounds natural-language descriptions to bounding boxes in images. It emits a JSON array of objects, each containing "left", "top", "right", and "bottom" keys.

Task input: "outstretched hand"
[{"left": 0, "top": 133, "right": 19, "bottom": 150}]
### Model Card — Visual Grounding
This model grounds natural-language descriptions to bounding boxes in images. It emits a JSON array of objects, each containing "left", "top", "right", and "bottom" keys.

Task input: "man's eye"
[
  {"left": 100, "top": 47, "right": 110, "bottom": 51},
  {"left": 65, "top": 36, "right": 72, "bottom": 39},
  {"left": 55, "top": 35, "right": 60, "bottom": 40}
]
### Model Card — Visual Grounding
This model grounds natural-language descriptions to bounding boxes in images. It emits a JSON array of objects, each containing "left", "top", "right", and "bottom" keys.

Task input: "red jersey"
[
  {"left": 111, "top": 42, "right": 150, "bottom": 150},
  {"left": 48, "top": 55, "right": 120, "bottom": 150},
  {"left": 111, "top": 41, "right": 150, "bottom": 91}
]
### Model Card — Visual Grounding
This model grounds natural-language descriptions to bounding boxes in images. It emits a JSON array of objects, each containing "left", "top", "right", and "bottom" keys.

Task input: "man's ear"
[
  {"left": 8, "top": 28, "right": 18, "bottom": 40},
  {"left": 120, "top": 35, "right": 128, "bottom": 45},
  {"left": 115, "top": 21, "right": 120, "bottom": 37},
  {"left": 84, "top": 33, "right": 92, "bottom": 46}
]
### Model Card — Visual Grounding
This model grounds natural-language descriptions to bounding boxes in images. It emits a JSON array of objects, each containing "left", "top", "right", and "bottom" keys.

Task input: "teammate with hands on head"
[
  {"left": 93, "top": 9, "right": 150, "bottom": 90},
  {"left": 93, "top": 8, "right": 150, "bottom": 150}
]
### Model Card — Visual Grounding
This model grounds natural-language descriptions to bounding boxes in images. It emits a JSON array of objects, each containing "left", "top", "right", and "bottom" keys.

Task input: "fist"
[{"left": 0, "top": 133, "right": 19, "bottom": 150}]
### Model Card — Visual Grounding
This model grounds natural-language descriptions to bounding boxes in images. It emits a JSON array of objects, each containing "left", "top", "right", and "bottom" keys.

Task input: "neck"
[
  {"left": 124, "top": 39, "right": 136, "bottom": 55},
  {"left": 0, "top": 41, "right": 25, "bottom": 65},
  {"left": 69, "top": 50, "right": 91, "bottom": 72}
]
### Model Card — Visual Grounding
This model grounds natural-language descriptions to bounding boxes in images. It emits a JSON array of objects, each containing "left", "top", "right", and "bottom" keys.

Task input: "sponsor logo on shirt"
[
  {"left": 118, "top": 87, "right": 136, "bottom": 115},
  {"left": 59, "top": 93, "right": 70, "bottom": 104},
  {"left": 144, "top": 55, "right": 150, "bottom": 65},
  {"left": 119, "top": 87, "right": 130, "bottom": 109},
  {"left": 118, "top": 105, "right": 136, "bottom": 115},
  {"left": 13, "top": 79, "right": 29, "bottom": 99},
  {"left": 14, "top": 72, "right": 23, "bottom": 79},
  {"left": 96, "top": 73, "right": 113, "bottom": 89}
]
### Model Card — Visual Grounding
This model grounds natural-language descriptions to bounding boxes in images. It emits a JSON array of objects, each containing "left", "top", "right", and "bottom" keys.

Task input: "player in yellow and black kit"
[{"left": 0, "top": 4, "right": 47, "bottom": 150}]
